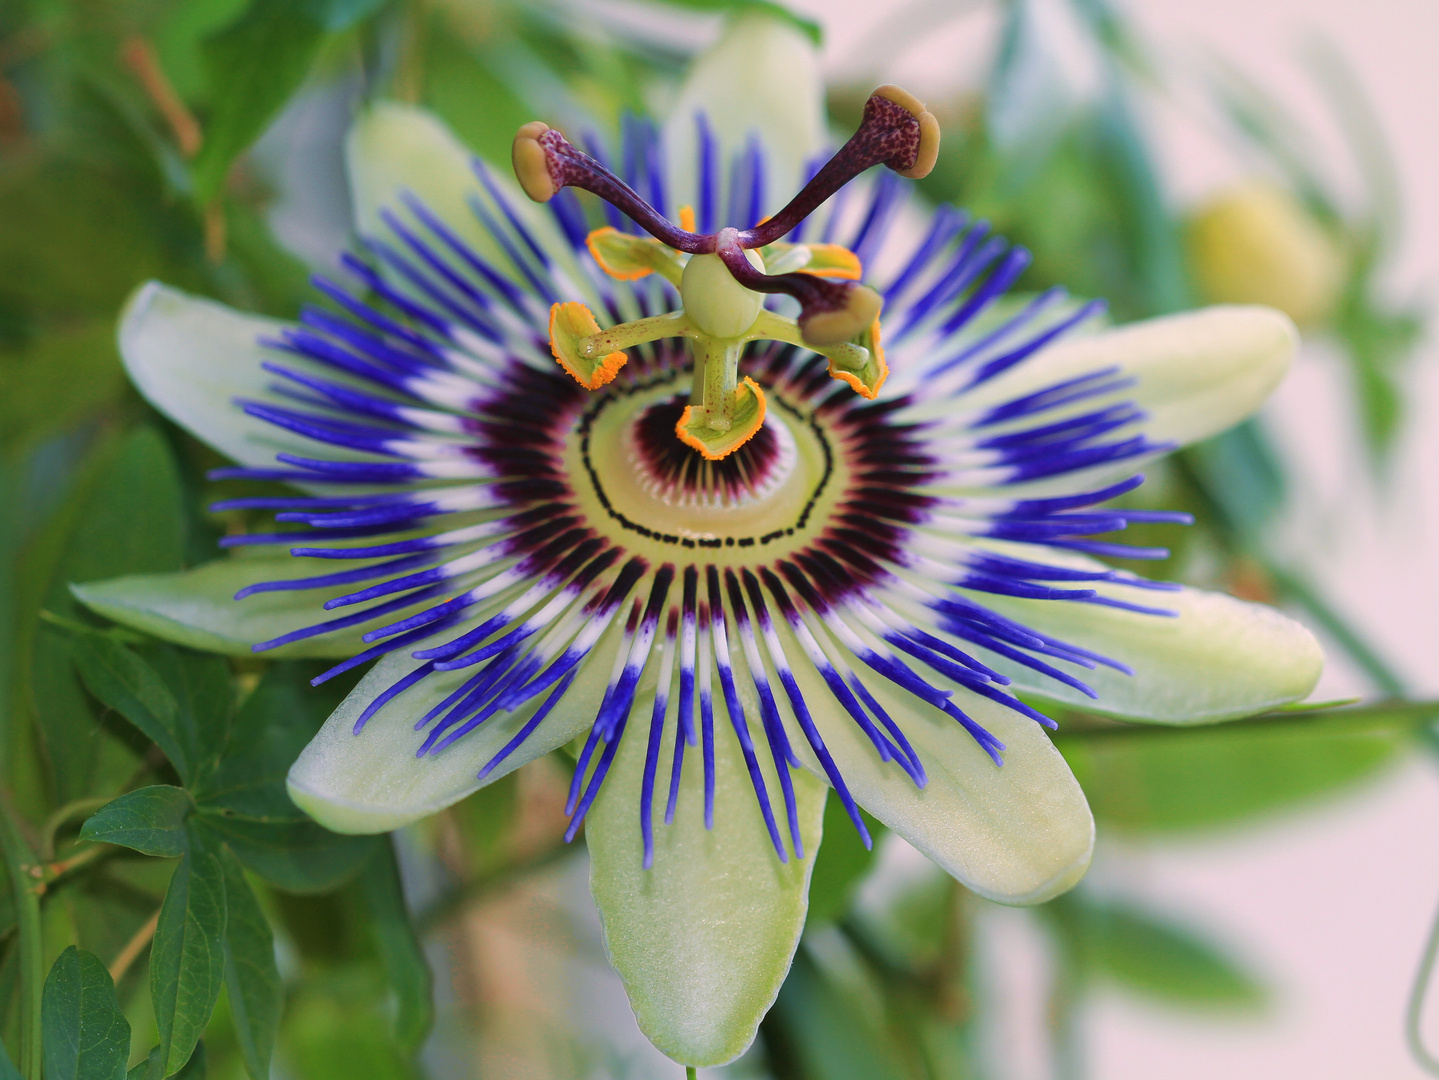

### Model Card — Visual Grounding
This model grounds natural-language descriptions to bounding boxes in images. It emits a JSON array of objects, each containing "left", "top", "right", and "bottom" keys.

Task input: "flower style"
[{"left": 81, "top": 15, "right": 1322, "bottom": 1068}]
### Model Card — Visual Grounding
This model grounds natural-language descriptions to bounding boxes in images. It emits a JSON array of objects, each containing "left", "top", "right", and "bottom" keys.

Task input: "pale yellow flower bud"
[{"left": 1185, "top": 181, "right": 1344, "bottom": 327}]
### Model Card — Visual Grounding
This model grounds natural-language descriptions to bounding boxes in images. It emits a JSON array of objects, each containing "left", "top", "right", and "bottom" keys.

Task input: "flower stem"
[
  {"left": 1409, "top": 889, "right": 1439, "bottom": 1074},
  {"left": 686, "top": 1068, "right": 697, "bottom": 1080},
  {"left": 1, "top": 804, "right": 43, "bottom": 1080},
  {"left": 109, "top": 908, "right": 161, "bottom": 985},
  {"left": 39, "top": 795, "right": 111, "bottom": 861}
]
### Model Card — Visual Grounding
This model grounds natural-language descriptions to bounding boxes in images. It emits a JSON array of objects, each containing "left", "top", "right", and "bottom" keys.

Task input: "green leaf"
[
  {"left": 137, "top": 645, "right": 234, "bottom": 790},
  {"left": 190, "top": 1, "right": 326, "bottom": 202},
  {"left": 218, "top": 850, "right": 280, "bottom": 1080},
  {"left": 806, "top": 796, "right": 882, "bottom": 925},
  {"left": 189, "top": 0, "right": 384, "bottom": 201},
  {"left": 0, "top": 1035, "right": 19, "bottom": 1080},
  {"left": 764, "top": 946, "right": 905, "bottom": 1080},
  {"left": 68, "top": 634, "right": 190, "bottom": 782},
  {"left": 194, "top": 815, "right": 376, "bottom": 894},
  {"left": 125, "top": 1041, "right": 205, "bottom": 1080},
  {"left": 41, "top": 946, "right": 131, "bottom": 1080},
  {"left": 1184, "top": 418, "right": 1287, "bottom": 546},
  {"left": 1093, "top": 78, "right": 1189, "bottom": 317},
  {"left": 1089, "top": 902, "right": 1265, "bottom": 1009},
  {"left": 151, "top": 836, "right": 227, "bottom": 1078},
  {"left": 25, "top": 426, "right": 185, "bottom": 801},
  {"left": 354, "top": 840, "right": 432, "bottom": 1054},
  {"left": 194, "top": 662, "right": 349, "bottom": 822},
  {"left": 1063, "top": 723, "right": 1401, "bottom": 834},
  {"left": 126, "top": 1047, "right": 159, "bottom": 1080},
  {"left": 80, "top": 787, "right": 194, "bottom": 857},
  {"left": 68, "top": 632, "right": 235, "bottom": 790},
  {"left": 0, "top": 322, "right": 125, "bottom": 456},
  {"left": 653, "top": 0, "right": 821, "bottom": 45}
]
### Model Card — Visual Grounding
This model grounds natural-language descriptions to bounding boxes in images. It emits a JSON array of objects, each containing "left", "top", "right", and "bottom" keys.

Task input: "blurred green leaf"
[
  {"left": 1063, "top": 720, "right": 1401, "bottom": 834},
  {"left": 0, "top": 1035, "right": 18, "bottom": 1080},
  {"left": 647, "top": 0, "right": 821, "bottom": 44},
  {"left": 0, "top": 159, "right": 197, "bottom": 321},
  {"left": 151, "top": 835, "right": 227, "bottom": 1078},
  {"left": 26, "top": 426, "right": 185, "bottom": 802},
  {"left": 1206, "top": 61, "right": 1335, "bottom": 225},
  {"left": 1183, "top": 418, "right": 1286, "bottom": 547},
  {"left": 1092, "top": 77, "right": 1188, "bottom": 316},
  {"left": 421, "top": 25, "right": 535, "bottom": 170},
  {"left": 41, "top": 946, "right": 131, "bottom": 1080},
  {"left": 278, "top": 979, "right": 418, "bottom": 1080},
  {"left": 1087, "top": 902, "right": 1264, "bottom": 1009},
  {"left": 190, "top": 0, "right": 383, "bottom": 202},
  {"left": 0, "top": 324, "right": 126, "bottom": 457},
  {"left": 194, "top": 816, "right": 375, "bottom": 895},
  {"left": 80, "top": 786, "right": 193, "bottom": 858},
  {"left": 807, "top": 796, "right": 882, "bottom": 925},
  {"left": 354, "top": 841, "right": 431, "bottom": 1055},
  {"left": 765, "top": 946, "right": 905, "bottom": 1080},
  {"left": 217, "top": 850, "right": 280, "bottom": 1080}
]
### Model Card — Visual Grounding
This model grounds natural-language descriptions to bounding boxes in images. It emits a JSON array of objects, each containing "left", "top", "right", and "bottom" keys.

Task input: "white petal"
[
  {"left": 344, "top": 102, "right": 605, "bottom": 313},
  {"left": 72, "top": 556, "right": 386, "bottom": 659},
  {"left": 966, "top": 564, "right": 1324, "bottom": 723},
  {"left": 587, "top": 683, "right": 825, "bottom": 1067},
  {"left": 118, "top": 282, "right": 322, "bottom": 471},
  {"left": 347, "top": 103, "right": 510, "bottom": 271},
  {"left": 287, "top": 621, "right": 624, "bottom": 834},
  {"left": 959, "top": 305, "right": 1298, "bottom": 449},
  {"left": 778, "top": 626, "right": 1093, "bottom": 905},
  {"left": 663, "top": 11, "right": 826, "bottom": 214}
]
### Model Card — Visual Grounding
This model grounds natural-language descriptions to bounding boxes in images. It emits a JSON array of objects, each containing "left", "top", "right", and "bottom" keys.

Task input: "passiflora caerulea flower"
[{"left": 82, "top": 15, "right": 1322, "bottom": 1068}]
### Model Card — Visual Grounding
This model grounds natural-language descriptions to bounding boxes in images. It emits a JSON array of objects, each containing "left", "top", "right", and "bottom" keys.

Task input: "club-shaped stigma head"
[{"left": 512, "top": 121, "right": 557, "bottom": 203}]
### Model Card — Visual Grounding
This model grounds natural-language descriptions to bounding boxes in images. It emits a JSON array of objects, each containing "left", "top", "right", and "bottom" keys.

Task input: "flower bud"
[{"left": 1185, "top": 181, "right": 1344, "bottom": 327}]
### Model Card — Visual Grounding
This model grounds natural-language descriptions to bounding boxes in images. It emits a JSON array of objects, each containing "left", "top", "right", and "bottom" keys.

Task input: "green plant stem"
[
  {"left": 686, "top": 1068, "right": 697, "bottom": 1080},
  {"left": 1, "top": 805, "right": 43, "bottom": 1080},
  {"left": 38, "top": 795, "right": 112, "bottom": 861},
  {"left": 1407, "top": 888, "right": 1439, "bottom": 1074},
  {"left": 1050, "top": 951, "right": 1085, "bottom": 1080}
]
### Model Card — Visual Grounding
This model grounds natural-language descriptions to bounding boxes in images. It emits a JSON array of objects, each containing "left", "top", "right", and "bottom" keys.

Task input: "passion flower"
[{"left": 80, "top": 15, "right": 1322, "bottom": 1068}]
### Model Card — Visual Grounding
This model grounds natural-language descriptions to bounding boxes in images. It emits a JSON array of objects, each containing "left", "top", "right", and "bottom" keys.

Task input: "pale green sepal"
[
  {"left": 287, "top": 619, "right": 625, "bottom": 833},
  {"left": 72, "top": 558, "right": 381, "bottom": 659},
  {"left": 118, "top": 282, "right": 333, "bottom": 472},
  {"left": 587, "top": 678, "right": 825, "bottom": 1067},
  {"left": 958, "top": 305, "right": 1298, "bottom": 449},
  {"left": 776, "top": 622, "right": 1093, "bottom": 905},
  {"left": 966, "top": 562, "right": 1324, "bottom": 724},
  {"left": 663, "top": 11, "right": 826, "bottom": 214}
]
